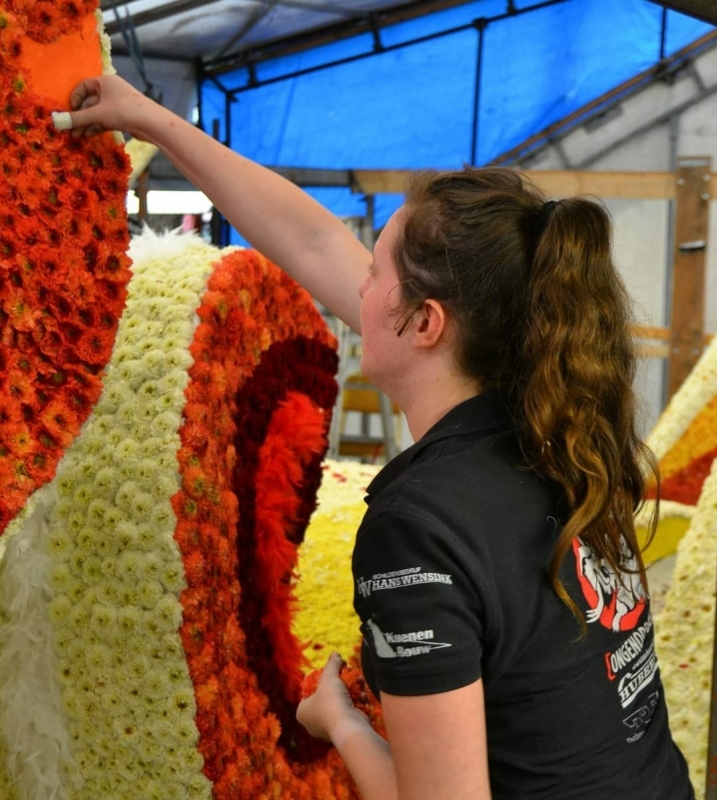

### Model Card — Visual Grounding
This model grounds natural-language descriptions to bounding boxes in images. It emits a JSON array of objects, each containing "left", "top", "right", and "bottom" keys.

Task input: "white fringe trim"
[{"left": 0, "top": 486, "right": 75, "bottom": 800}]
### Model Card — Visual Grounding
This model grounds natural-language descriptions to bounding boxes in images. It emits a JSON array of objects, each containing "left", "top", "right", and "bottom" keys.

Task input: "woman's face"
[{"left": 358, "top": 209, "right": 409, "bottom": 390}]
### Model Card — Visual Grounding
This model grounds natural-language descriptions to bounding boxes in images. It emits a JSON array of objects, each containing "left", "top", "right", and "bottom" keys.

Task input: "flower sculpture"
[
  {"left": 642, "top": 335, "right": 717, "bottom": 796},
  {"left": 0, "top": 223, "right": 378, "bottom": 798},
  {"left": 0, "top": 2, "right": 384, "bottom": 797},
  {"left": 0, "top": 0, "right": 131, "bottom": 536}
]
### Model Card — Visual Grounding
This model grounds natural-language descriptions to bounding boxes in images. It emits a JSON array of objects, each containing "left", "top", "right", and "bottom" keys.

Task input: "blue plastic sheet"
[{"left": 200, "top": 0, "right": 714, "bottom": 238}]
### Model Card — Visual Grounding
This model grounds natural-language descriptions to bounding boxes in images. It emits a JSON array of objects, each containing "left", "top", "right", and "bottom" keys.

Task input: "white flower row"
[
  {"left": 0, "top": 231, "right": 220, "bottom": 799},
  {"left": 654, "top": 454, "right": 717, "bottom": 795}
]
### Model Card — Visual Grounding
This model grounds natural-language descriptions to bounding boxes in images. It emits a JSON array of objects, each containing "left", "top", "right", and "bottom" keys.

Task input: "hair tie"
[
  {"left": 541, "top": 199, "right": 558, "bottom": 220},
  {"left": 535, "top": 199, "right": 558, "bottom": 240}
]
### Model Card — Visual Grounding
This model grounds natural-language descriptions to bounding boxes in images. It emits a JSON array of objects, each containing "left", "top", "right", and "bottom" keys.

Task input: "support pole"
[
  {"left": 667, "top": 156, "right": 711, "bottom": 398},
  {"left": 137, "top": 167, "right": 149, "bottom": 222}
]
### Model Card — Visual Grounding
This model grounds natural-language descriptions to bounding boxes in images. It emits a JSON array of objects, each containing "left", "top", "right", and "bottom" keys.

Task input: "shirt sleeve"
[{"left": 352, "top": 506, "right": 485, "bottom": 696}]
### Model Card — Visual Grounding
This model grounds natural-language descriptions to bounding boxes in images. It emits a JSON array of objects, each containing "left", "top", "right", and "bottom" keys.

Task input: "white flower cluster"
[
  {"left": 0, "top": 232, "right": 222, "bottom": 798},
  {"left": 654, "top": 461, "right": 717, "bottom": 794},
  {"left": 647, "top": 336, "right": 717, "bottom": 460},
  {"left": 126, "top": 139, "right": 160, "bottom": 187},
  {"left": 634, "top": 499, "right": 694, "bottom": 529}
]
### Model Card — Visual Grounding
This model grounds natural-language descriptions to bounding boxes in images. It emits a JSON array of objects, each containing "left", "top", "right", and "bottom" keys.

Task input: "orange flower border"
[{"left": 0, "top": 1, "right": 131, "bottom": 534}]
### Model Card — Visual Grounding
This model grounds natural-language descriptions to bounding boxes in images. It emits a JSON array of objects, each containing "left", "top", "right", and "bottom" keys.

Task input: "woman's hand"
[
  {"left": 57, "top": 75, "right": 157, "bottom": 140},
  {"left": 297, "top": 652, "right": 371, "bottom": 745}
]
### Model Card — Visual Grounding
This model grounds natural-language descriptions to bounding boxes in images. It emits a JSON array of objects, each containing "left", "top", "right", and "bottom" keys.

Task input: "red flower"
[{"left": 39, "top": 399, "right": 78, "bottom": 447}]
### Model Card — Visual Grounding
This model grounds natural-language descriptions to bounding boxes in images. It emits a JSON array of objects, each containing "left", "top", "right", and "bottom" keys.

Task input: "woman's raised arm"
[{"left": 61, "top": 75, "right": 370, "bottom": 332}]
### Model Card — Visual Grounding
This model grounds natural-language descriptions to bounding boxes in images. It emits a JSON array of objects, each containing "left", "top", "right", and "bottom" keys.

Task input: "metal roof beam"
[
  {"left": 651, "top": 0, "right": 717, "bottom": 25},
  {"left": 104, "top": 0, "right": 225, "bottom": 36},
  {"left": 100, "top": 0, "right": 144, "bottom": 10},
  {"left": 202, "top": 0, "right": 482, "bottom": 74},
  {"left": 202, "top": 0, "right": 566, "bottom": 77},
  {"left": 492, "top": 28, "right": 717, "bottom": 166}
]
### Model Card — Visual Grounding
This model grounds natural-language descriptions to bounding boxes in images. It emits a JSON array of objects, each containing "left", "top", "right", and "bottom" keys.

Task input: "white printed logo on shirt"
[
  {"left": 572, "top": 537, "right": 658, "bottom": 744},
  {"left": 356, "top": 567, "right": 453, "bottom": 599},
  {"left": 572, "top": 538, "right": 647, "bottom": 633},
  {"left": 366, "top": 619, "right": 452, "bottom": 659}
]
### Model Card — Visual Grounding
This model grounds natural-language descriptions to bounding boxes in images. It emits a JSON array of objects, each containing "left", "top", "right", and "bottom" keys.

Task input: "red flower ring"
[{"left": 173, "top": 248, "right": 381, "bottom": 796}]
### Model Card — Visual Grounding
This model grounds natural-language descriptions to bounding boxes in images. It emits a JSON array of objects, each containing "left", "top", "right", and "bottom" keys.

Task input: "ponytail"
[
  {"left": 396, "top": 167, "right": 659, "bottom": 629},
  {"left": 516, "top": 198, "right": 659, "bottom": 630}
]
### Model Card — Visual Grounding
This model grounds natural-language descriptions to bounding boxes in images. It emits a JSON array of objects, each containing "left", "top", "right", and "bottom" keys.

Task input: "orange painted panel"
[{"left": 18, "top": 12, "right": 102, "bottom": 106}]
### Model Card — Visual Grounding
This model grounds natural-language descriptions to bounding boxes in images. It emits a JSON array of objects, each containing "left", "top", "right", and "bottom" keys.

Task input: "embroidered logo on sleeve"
[
  {"left": 366, "top": 620, "right": 452, "bottom": 659},
  {"left": 356, "top": 567, "right": 453, "bottom": 598}
]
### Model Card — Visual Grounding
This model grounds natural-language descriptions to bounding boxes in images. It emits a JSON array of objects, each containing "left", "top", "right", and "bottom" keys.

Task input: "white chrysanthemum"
[
  {"left": 655, "top": 456, "right": 717, "bottom": 793},
  {"left": 0, "top": 232, "right": 221, "bottom": 798}
]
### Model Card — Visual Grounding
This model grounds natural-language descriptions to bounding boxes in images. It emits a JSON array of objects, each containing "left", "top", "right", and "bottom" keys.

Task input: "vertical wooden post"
[
  {"left": 668, "top": 156, "right": 711, "bottom": 398},
  {"left": 137, "top": 167, "right": 150, "bottom": 223}
]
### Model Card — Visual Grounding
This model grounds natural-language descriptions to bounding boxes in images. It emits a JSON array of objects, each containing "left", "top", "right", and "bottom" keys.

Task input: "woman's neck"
[{"left": 399, "top": 371, "right": 482, "bottom": 442}]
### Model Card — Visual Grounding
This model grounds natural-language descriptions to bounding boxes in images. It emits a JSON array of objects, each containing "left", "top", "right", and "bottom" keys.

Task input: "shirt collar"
[{"left": 365, "top": 389, "right": 513, "bottom": 501}]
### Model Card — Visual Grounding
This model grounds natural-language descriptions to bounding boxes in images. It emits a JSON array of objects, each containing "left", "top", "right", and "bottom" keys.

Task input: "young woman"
[{"left": 63, "top": 76, "right": 694, "bottom": 800}]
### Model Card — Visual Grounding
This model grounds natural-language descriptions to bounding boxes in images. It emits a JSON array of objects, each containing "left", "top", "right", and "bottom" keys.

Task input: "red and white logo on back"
[{"left": 572, "top": 538, "right": 646, "bottom": 632}]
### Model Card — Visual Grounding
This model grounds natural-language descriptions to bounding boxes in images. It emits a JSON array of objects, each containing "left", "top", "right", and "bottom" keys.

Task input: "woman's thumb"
[
  {"left": 325, "top": 651, "right": 345, "bottom": 676},
  {"left": 51, "top": 111, "right": 74, "bottom": 131}
]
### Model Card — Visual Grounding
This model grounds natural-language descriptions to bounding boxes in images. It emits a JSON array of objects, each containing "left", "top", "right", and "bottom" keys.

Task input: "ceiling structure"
[
  {"left": 102, "top": 0, "right": 477, "bottom": 68},
  {"left": 108, "top": 0, "right": 717, "bottom": 233},
  {"left": 104, "top": 0, "right": 717, "bottom": 78}
]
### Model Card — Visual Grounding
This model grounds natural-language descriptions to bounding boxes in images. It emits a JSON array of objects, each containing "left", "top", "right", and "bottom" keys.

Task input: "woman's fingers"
[
  {"left": 57, "top": 76, "right": 152, "bottom": 139},
  {"left": 323, "top": 651, "right": 345, "bottom": 678},
  {"left": 70, "top": 78, "right": 102, "bottom": 111}
]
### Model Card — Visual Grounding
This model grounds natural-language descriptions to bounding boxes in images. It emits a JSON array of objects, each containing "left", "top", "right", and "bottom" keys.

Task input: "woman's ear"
[{"left": 413, "top": 298, "right": 448, "bottom": 349}]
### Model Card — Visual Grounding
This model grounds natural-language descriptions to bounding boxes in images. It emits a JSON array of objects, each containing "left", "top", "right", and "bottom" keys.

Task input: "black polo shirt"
[{"left": 352, "top": 390, "right": 693, "bottom": 799}]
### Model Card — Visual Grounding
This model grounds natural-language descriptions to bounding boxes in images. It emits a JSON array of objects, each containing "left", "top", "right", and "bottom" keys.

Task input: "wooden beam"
[
  {"left": 352, "top": 169, "right": 700, "bottom": 199},
  {"left": 668, "top": 156, "right": 711, "bottom": 397},
  {"left": 632, "top": 324, "right": 672, "bottom": 341},
  {"left": 636, "top": 342, "right": 671, "bottom": 359},
  {"left": 137, "top": 168, "right": 149, "bottom": 223},
  {"left": 529, "top": 171, "right": 676, "bottom": 200}
]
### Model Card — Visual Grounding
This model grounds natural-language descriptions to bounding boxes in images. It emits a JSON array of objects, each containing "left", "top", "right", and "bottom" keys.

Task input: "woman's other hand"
[{"left": 297, "top": 652, "right": 370, "bottom": 744}]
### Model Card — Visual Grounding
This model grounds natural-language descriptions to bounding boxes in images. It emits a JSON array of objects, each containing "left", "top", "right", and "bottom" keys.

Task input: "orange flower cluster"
[
  {"left": 646, "top": 397, "right": 717, "bottom": 506},
  {"left": 0, "top": 2, "right": 131, "bottom": 533},
  {"left": 4, "top": 0, "right": 97, "bottom": 43},
  {"left": 647, "top": 446, "right": 717, "bottom": 506},
  {"left": 173, "top": 248, "right": 378, "bottom": 797}
]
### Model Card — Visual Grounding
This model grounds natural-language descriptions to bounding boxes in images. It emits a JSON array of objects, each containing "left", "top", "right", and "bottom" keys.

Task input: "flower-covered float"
[
  {"left": 633, "top": 333, "right": 717, "bottom": 798},
  {"left": 2, "top": 2, "right": 714, "bottom": 797},
  {"left": 0, "top": 3, "right": 384, "bottom": 798}
]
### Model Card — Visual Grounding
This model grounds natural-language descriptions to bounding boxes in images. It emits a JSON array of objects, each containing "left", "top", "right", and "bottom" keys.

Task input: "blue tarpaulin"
[{"left": 199, "top": 0, "right": 714, "bottom": 239}]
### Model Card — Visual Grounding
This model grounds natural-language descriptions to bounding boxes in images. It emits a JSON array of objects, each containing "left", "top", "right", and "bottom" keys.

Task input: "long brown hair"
[{"left": 394, "top": 166, "right": 659, "bottom": 626}]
